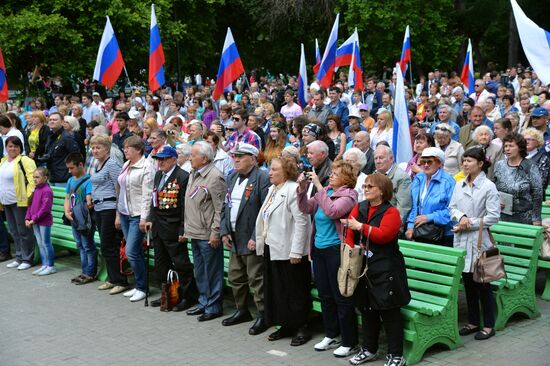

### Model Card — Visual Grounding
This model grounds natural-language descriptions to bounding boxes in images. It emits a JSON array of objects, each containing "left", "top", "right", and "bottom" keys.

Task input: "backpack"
[{"left": 68, "top": 177, "right": 93, "bottom": 234}]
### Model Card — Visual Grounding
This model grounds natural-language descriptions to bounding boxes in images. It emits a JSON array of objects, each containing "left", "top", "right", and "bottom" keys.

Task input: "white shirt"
[
  {"left": 0, "top": 160, "right": 17, "bottom": 205},
  {"left": 230, "top": 177, "right": 248, "bottom": 231}
]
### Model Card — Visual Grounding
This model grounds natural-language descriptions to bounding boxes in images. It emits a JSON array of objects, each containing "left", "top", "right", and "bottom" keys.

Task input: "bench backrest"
[
  {"left": 399, "top": 240, "right": 466, "bottom": 306},
  {"left": 489, "top": 221, "right": 543, "bottom": 280}
]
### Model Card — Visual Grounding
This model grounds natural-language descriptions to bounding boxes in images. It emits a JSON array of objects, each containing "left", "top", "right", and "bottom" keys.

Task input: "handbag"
[
  {"left": 161, "top": 270, "right": 181, "bottom": 312},
  {"left": 338, "top": 226, "right": 371, "bottom": 297},
  {"left": 541, "top": 218, "right": 550, "bottom": 260},
  {"left": 412, "top": 192, "right": 444, "bottom": 243},
  {"left": 473, "top": 218, "right": 506, "bottom": 283}
]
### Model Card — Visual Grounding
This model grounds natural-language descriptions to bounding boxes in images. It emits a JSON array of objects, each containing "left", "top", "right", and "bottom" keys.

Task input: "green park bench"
[
  {"left": 311, "top": 240, "right": 466, "bottom": 366},
  {"left": 538, "top": 200, "right": 550, "bottom": 301},
  {"left": 489, "top": 221, "right": 543, "bottom": 329}
]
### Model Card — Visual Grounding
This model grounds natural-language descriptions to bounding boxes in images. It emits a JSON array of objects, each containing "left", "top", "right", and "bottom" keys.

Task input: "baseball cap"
[
  {"left": 359, "top": 103, "right": 369, "bottom": 111},
  {"left": 231, "top": 143, "right": 259, "bottom": 157},
  {"left": 152, "top": 145, "right": 178, "bottom": 159},
  {"left": 303, "top": 123, "right": 321, "bottom": 137},
  {"left": 532, "top": 107, "right": 549, "bottom": 117},
  {"left": 349, "top": 112, "right": 361, "bottom": 119},
  {"left": 421, "top": 147, "right": 445, "bottom": 164},
  {"left": 92, "top": 92, "right": 100, "bottom": 97},
  {"left": 128, "top": 110, "right": 140, "bottom": 119}
]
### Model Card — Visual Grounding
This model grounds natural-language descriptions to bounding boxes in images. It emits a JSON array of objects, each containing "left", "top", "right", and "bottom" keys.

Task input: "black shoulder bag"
[{"left": 412, "top": 186, "right": 445, "bottom": 244}]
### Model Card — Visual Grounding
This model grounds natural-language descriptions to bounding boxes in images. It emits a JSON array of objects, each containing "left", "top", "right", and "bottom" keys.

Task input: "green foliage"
[{"left": 0, "top": 0, "right": 549, "bottom": 89}]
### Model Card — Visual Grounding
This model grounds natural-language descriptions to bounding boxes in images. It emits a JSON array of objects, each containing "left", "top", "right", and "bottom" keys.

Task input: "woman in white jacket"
[
  {"left": 115, "top": 136, "right": 155, "bottom": 302},
  {"left": 256, "top": 156, "right": 312, "bottom": 346},
  {"left": 449, "top": 147, "right": 500, "bottom": 340}
]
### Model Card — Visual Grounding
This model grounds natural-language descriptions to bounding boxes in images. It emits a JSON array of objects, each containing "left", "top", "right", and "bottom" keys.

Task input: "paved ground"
[{"left": 1, "top": 253, "right": 549, "bottom": 366}]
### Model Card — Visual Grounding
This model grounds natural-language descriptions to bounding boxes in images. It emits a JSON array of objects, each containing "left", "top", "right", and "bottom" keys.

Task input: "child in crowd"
[
  {"left": 64, "top": 153, "right": 96, "bottom": 285},
  {"left": 25, "top": 167, "right": 55, "bottom": 276}
]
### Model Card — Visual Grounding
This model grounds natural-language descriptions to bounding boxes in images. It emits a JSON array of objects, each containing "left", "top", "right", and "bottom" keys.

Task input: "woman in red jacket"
[{"left": 344, "top": 173, "right": 410, "bottom": 366}]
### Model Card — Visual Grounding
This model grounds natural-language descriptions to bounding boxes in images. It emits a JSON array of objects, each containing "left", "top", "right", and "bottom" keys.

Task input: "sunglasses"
[
  {"left": 362, "top": 184, "right": 377, "bottom": 190},
  {"left": 435, "top": 126, "right": 451, "bottom": 132},
  {"left": 419, "top": 159, "right": 436, "bottom": 166},
  {"left": 233, "top": 117, "right": 241, "bottom": 121}
]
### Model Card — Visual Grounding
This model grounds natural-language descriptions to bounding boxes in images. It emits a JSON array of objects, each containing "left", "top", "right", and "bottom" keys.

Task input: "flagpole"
[
  {"left": 408, "top": 60, "right": 413, "bottom": 88},
  {"left": 123, "top": 66, "right": 133, "bottom": 90}
]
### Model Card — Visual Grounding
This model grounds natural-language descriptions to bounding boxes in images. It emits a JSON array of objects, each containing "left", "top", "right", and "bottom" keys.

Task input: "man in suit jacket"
[
  {"left": 145, "top": 145, "right": 196, "bottom": 312},
  {"left": 220, "top": 143, "right": 270, "bottom": 335},
  {"left": 353, "top": 131, "right": 375, "bottom": 174},
  {"left": 374, "top": 145, "right": 412, "bottom": 230},
  {"left": 184, "top": 141, "right": 227, "bottom": 321}
]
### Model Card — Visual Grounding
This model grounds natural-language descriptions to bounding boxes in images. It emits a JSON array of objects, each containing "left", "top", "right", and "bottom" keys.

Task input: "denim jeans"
[
  {"left": 32, "top": 225, "right": 54, "bottom": 267},
  {"left": 72, "top": 226, "right": 97, "bottom": 277},
  {"left": 312, "top": 244, "right": 358, "bottom": 347},
  {"left": 0, "top": 216, "right": 9, "bottom": 255},
  {"left": 191, "top": 239, "right": 224, "bottom": 314},
  {"left": 119, "top": 214, "right": 146, "bottom": 291}
]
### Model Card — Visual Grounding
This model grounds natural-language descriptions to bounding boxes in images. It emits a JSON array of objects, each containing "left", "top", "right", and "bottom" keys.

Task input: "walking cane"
[{"left": 144, "top": 229, "right": 150, "bottom": 307}]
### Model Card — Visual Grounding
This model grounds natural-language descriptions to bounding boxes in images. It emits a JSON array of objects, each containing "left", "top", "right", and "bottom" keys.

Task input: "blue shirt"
[
  {"left": 314, "top": 189, "right": 340, "bottom": 248},
  {"left": 66, "top": 174, "right": 92, "bottom": 203}
]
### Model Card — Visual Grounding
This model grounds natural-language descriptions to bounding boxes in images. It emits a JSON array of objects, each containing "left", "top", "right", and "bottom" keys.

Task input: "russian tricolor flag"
[
  {"left": 93, "top": 17, "right": 125, "bottom": 89},
  {"left": 297, "top": 44, "right": 308, "bottom": 108},
  {"left": 313, "top": 39, "right": 321, "bottom": 75},
  {"left": 511, "top": 0, "right": 550, "bottom": 85},
  {"left": 347, "top": 29, "right": 364, "bottom": 91},
  {"left": 0, "top": 48, "right": 8, "bottom": 102},
  {"left": 149, "top": 4, "right": 165, "bottom": 92},
  {"left": 392, "top": 62, "right": 413, "bottom": 164},
  {"left": 212, "top": 28, "right": 245, "bottom": 100},
  {"left": 399, "top": 25, "right": 411, "bottom": 77},
  {"left": 316, "top": 13, "right": 339, "bottom": 89},
  {"left": 335, "top": 31, "right": 355, "bottom": 68},
  {"left": 460, "top": 39, "right": 474, "bottom": 95}
]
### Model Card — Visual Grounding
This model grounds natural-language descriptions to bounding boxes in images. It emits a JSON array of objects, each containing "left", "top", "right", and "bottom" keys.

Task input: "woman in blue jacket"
[{"left": 405, "top": 147, "right": 456, "bottom": 247}]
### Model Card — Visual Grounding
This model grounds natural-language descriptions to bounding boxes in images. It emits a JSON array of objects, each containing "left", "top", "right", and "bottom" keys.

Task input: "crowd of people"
[{"left": 0, "top": 65, "right": 549, "bottom": 366}]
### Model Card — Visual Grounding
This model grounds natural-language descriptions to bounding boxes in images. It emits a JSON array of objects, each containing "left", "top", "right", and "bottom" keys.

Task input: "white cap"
[
  {"left": 128, "top": 110, "right": 140, "bottom": 119},
  {"left": 421, "top": 147, "right": 445, "bottom": 164}
]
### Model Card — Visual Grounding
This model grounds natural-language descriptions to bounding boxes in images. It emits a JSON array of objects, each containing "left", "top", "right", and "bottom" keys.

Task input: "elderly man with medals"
[
  {"left": 145, "top": 145, "right": 197, "bottom": 312},
  {"left": 220, "top": 143, "right": 271, "bottom": 335}
]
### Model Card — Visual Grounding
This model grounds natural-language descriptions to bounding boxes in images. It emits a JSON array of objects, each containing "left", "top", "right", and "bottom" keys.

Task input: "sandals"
[
  {"left": 474, "top": 328, "right": 495, "bottom": 340},
  {"left": 459, "top": 324, "right": 480, "bottom": 336}
]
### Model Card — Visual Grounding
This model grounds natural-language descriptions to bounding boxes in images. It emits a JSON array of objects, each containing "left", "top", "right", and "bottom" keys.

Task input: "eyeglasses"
[
  {"left": 435, "top": 126, "right": 451, "bottom": 132},
  {"left": 419, "top": 159, "right": 436, "bottom": 166},
  {"left": 232, "top": 117, "right": 241, "bottom": 121},
  {"left": 362, "top": 184, "right": 377, "bottom": 190}
]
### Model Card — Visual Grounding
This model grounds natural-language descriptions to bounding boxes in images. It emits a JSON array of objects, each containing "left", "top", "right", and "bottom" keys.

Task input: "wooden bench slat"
[
  {"left": 407, "top": 278, "right": 452, "bottom": 297},
  {"left": 401, "top": 247, "right": 461, "bottom": 266},
  {"left": 496, "top": 244, "right": 535, "bottom": 258},
  {"left": 408, "top": 290, "right": 449, "bottom": 307},
  {"left": 405, "top": 258, "right": 456, "bottom": 275},
  {"left": 405, "top": 269, "right": 454, "bottom": 286},
  {"left": 492, "top": 234, "right": 537, "bottom": 249}
]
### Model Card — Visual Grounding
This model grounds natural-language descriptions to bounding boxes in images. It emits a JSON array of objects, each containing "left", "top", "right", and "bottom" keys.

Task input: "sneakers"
[
  {"left": 334, "top": 346, "right": 356, "bottom": 358},
  {"left": 6, "top": 261, "right": 20, "bottom": 268},
  {"left": 129, "top": 290, "right": 146, "bottom": 302},
  {"left": 98, "top": 282, "right": 114, "bottom": 290},
  {"left": 349, "top": 347, "right": 377, "bottom": 365},
  {"left": 384, "top": 355, "right": 406, "bottom": 366},
  {"left": 314, "top": 337, "right": 341, "bottom": 351},
  {"left": 123, "top": 288, "right": 137, "bottom": 297},
  {"left": 38, "top": 267, "right": 57, "bottom": 276},
  {"left": 17, "top": 263, "right": 31, "bottom": 270},
  {"left": 109, "top": 285, "right": 130, "bottom": 295},
  {"left": 33, "top": 266, "right": 47, "bottom": 275}
]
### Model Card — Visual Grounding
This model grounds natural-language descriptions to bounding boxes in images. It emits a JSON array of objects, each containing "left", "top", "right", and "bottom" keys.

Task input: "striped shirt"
[{"left": 90, "top": 157, "right": 122, "bottom": 211}]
